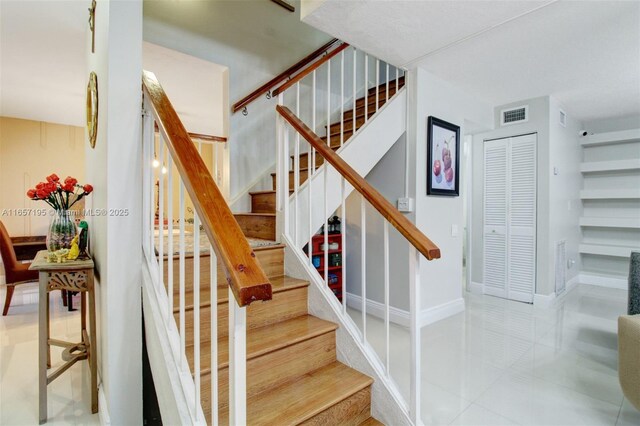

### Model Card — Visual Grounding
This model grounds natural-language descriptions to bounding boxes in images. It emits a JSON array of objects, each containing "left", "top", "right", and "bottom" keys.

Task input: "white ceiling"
[
  {"left": 302, "top": 0, "right": 640, "bottom": 122},
  {"left": 0, "top": 0, "right": 89, "bottom": 127}
]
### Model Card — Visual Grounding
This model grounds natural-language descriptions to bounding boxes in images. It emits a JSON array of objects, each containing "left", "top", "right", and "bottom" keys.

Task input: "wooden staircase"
[
  {"left": 242, "top": 76, "right": 405, "bottom": 213},
  {"left": 166, "top": 108, "right": 401, "bottom": 422},
  {"left": 166, "top": 75, "right": 407, "bottom": 425}
]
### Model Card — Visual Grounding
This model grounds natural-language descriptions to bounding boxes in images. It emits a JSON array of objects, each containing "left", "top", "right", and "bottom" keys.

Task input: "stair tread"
[
  {"left": 359, "top": 417, "right": 384, "bottom": 426},
  {"left": 186, "top": 314, "right": 338, "bottom": 373},
  {"left": 234, "top": 212, "right": 276, "bottom": 217},
  {"left": 249, "top": 190, "right": 278, "bottom": 195},
  {"left": 219, "top": 361, "right": 373, "bottom": 425},
  {"left": 175, "top": 275, "right": 309, "bottom": 312},
  {"left": 270, "top": 167, "right": 309, "bottom": 177}
]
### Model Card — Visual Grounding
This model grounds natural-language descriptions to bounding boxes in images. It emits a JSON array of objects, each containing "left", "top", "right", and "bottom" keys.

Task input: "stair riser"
[
  {"left": 301, "top": 386, "right": 372, "bottom": 426},
  {"left": 165, "top": 247, "right": 284, "bottom": 296},
  {"left": 367, "top": 77, "right": 405, "bottom": 96},
  {"left": 201, "top": 331, "right": 337, "bottom": 415},
  {"left": 271, "top": 168, "right": 309, "bottom": 191},
  {"left": 178, "top": 285, "right": 308, "bottom": 345},
  {"left": 328, "top": 114, "right": 367, "bottom": 135},
  {"left": 235, "top": 214, "right": 276, "bottom": 240},
  {"left": 250, "top": 192, "right": 276, "bottom": 214},
  {"left": 295, "top": 152, "right": 326, "bottom": 170},
  {"left": 321, "top": 130, "right": 354, "bottom": 147}
]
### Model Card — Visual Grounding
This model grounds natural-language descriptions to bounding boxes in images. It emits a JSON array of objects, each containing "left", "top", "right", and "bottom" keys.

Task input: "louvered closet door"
[
  {"left": 483, "top": 139, "right": 508, "bottom": 299},
  {"left": 507, "top": 134, "right": 536, "bottom": 302}
]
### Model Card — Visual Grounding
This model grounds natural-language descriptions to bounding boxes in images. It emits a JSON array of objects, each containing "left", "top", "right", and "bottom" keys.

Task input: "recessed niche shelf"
[
  {"left": 579, "top": 243, "right": 640, "bottom": 258},
  {"left": 580, "top": 189, "right": 640, "bottom": 200},
  {"left": 579, "top": 217, "right": 640, "bottom": 229},
  {"left": 580, "top": 159, "right": 640, "bottom": 174},
  {"left": 581, "top": 129, "right": 640, "bottom": 147}
]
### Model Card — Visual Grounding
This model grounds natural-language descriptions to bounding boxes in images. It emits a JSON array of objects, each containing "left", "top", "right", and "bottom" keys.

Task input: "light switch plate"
[
  {"left": 451, "top": 224, "right": 459, "bottom": 237},
  {"left": 397, "top": 197, "right": 413, "bottom": 212}
]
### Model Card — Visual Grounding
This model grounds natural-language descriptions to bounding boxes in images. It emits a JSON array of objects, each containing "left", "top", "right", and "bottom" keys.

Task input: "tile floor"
[
  {"left": 0, "top": 282, "right": 100, "bottom": 426},
  {"left": 349, "top": 283, "right": 640, "bottom": 425},
  {"left": 2, "top": 279, "right": 639, "bottom": 425}
]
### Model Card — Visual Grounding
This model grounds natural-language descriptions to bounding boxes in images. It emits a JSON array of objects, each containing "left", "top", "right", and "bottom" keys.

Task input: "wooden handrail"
[
  {"left": 276, "top": 105, "right": 441, "bottom": 260},
  {"left": 188, "top": 132, "right": 227, "bottom": 143},
  {"left": 232, "top": 38, "right": 340, "bottom": 113},
  {"left": 272, "top": 43, "right": 350, "bottom": 97},
  {"left": 143, "top": 70, "right": 272, "bottom": 306}
]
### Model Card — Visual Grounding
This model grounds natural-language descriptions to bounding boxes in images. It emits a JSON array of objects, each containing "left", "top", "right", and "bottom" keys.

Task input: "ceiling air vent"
[{"left": 501, "top": 105, "right": 528, "bottom": 126}]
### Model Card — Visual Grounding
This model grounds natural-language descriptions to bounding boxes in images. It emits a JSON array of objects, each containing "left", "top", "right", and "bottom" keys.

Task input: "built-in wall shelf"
[
  {"left": 580, "top": 217, "right": 640, "bottom": 229},
  {"left": 581, "top": 129, "right": 640, "bottom": 147},
  {"left": 579, "top": 243, "right": 640, "bottom": 258},
  {"left": 580, "top": 189, "right": 640, "bottom": 200},
  {"left": 580, "top": 159, "right": 640, "bottom": 173}
]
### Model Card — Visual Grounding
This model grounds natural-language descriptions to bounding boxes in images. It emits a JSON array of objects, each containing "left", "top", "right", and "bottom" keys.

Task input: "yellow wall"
[{"left": 0, "top": 117, "right": 85, "bottom": 236}]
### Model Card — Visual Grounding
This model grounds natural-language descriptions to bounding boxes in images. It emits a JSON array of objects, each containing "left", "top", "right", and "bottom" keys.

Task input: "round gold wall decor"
[{"left": 86, "top": 72, "right": 98, "bottom": 148}]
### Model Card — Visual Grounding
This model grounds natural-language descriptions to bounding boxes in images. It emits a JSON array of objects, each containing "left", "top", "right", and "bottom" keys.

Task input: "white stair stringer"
[{"left": 288, "top": 88, "right": 406, "bottom": 248}]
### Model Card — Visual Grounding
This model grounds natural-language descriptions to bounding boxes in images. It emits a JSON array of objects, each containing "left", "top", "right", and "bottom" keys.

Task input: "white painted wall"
[
  {"left": 344, "top": 135, "right": 410, "bottom": 312},
  {"left": 0, "top": 117, "right": 85, "bottom": 236},
  {"left": 547, "top": 97, "right": 583, "bottom": 289},
  {"left": 142, "top": 42, "right": 228, "bottom": 137},
  {"left": 85, "top": 1, "right": 142, "bottom": 423},
  {"left": 412, "top": 68, "right": 493, "bottom": 316},
  {"left": 143, "top": 0, "right": 331, "bottom": 206}
]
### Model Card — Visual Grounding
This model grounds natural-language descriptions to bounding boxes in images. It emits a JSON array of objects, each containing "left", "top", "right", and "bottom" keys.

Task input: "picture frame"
[{"left": 427, "top": 116, "right": 460, "bottom": 196}]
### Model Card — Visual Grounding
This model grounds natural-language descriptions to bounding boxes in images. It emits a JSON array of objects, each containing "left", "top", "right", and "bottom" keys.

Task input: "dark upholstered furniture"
[
  {"left": 629, "top": 252, "right": 640, "bottom": 315},
  {"left": 0, "top": 220, "right": 39, "bottom": 315}
]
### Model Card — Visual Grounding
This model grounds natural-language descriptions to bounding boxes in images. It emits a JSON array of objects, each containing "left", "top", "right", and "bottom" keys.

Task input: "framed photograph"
[{"left": 427, "top": 116, "right": 460, "bottom": 196}]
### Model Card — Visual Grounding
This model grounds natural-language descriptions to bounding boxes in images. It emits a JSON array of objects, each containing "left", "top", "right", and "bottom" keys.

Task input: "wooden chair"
[{"left": 0, "top": 220, "right": 39, "bottom": 315}]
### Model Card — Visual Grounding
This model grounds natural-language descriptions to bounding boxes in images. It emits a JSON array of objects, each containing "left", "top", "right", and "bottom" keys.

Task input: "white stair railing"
[
  {"left": 275, "top": 47, "right": 438, "bottom": 424},
  {"left": 142, "top": 71, "right": 272, "bottom": 425}
]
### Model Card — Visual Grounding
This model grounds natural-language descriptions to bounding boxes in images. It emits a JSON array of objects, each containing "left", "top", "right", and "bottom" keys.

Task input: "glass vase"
[{"left": 46, "top": 210, "right": 77, "bottom": 252}]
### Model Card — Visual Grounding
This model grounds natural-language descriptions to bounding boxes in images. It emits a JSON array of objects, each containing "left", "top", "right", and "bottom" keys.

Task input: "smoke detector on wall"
[{"left": 500, "top": 105, "right": 528, "bottom": 126}]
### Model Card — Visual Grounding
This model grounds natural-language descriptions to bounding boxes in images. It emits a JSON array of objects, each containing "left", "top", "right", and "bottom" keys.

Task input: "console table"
[{"left": 29, "top": 251, "right": 97, "bottom": 424}]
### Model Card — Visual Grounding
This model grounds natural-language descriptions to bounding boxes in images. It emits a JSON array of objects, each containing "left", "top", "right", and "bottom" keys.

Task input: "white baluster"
[
  {"left": 311, "top": 70, "right": 316, "bottom": 177},
  {"left": 364, "top": 54, "right": 369, "bottom": 123},
  {"left": 327, "top": 58, "right": 331, "bottom": 152},
  {"left": 283, "top": 124, "right": 290, "bottom": 235},
  {"left": 141, "top": 108, "right": 152, "bottom": 260},
  {"left": 210, "top": 248, "right": 218, "bottom": 426},
  {"left": 375, "top": 59, "right": 380, "bottom": 114},
  {"left": 384, "top": 220, "right": 390, "bottom": 375},
  {"left": 396, "top": 66, "right": 399, "bottom": 95},
  {"left": 409, "top": 245, "right": 421, "bottom": 425},
  {"left": 341, "top": 177, "right": 347, "bottom": 314},
  {"left": 167, "top": 156, "right": 174, "bottom": 319},
  {"left": 179, "top": 182, "right": 186, "bottom": 368},
  {"left": 158, "top": 140, "right": 165, "bottom": 297},
  {"left": 228, "top": 295, "right": 247, "bottom": 426},
  {"left": 352, "top": 48, "right": 357, "bottom": 139},
  {"left": 276, "top": 96, "right": 283, "bottom": 213},
  {"left": 193, "top": 213, "right": 201, "bottom": 419},
  {"left": 361, "top": 195, "right": 366, "bottom": 343},
  {"left": 294, "top": 82, "right": 301, "bottom": 245},
  {"left": 324, "top": 161, "right": 328, "bottom": 285},
  {"left": 386, "top": 63, "right": 390, "bottom": 104},
  {"left": 340, "top": 50, "right": 344, "bottom": 147}
]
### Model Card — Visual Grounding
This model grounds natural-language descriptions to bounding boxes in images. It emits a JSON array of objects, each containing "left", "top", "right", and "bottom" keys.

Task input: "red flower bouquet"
[{"left": 26, "top": 174, "right": 93, "bottom": 210}]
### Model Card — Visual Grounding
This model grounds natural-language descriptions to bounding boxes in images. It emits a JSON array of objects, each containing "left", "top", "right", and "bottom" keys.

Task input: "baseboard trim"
[
  {"left": 533, "top": 292, "right": 556, "bottom": 308},
  {"left": 579, "top": 273, "right": 627, "bottom": 289},
  {"left": 345, "top": 293, "right": 410, "bottom": 327},
  {"left": 420, "top": 298, "right": 465, "bottom": 326},
  {"left": 98, "top": 385, "right": 111, "bottom": 426},
  {"left": 469, "top": 281, "right": 483, "bottom": 294}
]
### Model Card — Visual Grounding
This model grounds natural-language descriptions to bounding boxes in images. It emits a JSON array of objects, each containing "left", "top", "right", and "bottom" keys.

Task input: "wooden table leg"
[
  {"left": 39, "top": 272, "right": 48, "bottom": 424},
  {"left": 81, "top": 291, "right": 86, "bottom": 333},
  {"left": 88, "top": 280, "right": 98, "bottom": 414},
  {"left": 46, "top": 292, "right": 51, "bottom": 369}
]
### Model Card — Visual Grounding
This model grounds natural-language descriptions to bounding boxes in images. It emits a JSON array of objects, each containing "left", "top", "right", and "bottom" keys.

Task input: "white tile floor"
[
  {"left": 0, "top": 283, "right": 100, "bottom": 426},
  {"left": 349, "top": 283, "right": 640, "bottom": 426},
  {"left": 2, "top": 280, "right": 639, "bottom": 425}
]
